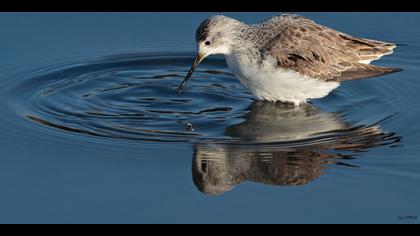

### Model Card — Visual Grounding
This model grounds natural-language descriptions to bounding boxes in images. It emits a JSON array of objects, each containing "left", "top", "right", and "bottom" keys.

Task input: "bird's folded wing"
[{"left": 260, "top": 14, "right": 400, "bottom": 82}]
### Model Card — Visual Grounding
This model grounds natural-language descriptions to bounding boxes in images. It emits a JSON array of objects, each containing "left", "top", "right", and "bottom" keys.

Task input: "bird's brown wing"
[{"left": 260, "top": 14, "right": 401, "bottom": 82}]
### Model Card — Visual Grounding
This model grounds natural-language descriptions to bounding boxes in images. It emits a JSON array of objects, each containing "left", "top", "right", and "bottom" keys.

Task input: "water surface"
[{"left": 0, "top": 13, "right": 419, "bottom": 223}]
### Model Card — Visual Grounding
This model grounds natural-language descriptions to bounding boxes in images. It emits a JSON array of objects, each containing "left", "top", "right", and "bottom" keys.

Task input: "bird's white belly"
[{"left": 225, "top": 54, "right": 339, "bottom": 105}]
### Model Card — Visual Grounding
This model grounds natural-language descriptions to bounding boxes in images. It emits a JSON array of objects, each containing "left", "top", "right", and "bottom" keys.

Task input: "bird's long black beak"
[{"left": 177, "top": 53, "right": 204, "bottom": 95}]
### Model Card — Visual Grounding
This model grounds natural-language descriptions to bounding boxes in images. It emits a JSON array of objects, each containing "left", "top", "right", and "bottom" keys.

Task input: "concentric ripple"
[
  {"left": 3, "top": 52, "right": 401, "bottom": 150},
  {"left": 5, "top": 52, "right": 256, "bottom": 143}
]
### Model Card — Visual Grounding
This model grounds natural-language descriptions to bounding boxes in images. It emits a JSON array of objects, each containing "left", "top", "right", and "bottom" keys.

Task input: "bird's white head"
[
  {"left": 177, "top": 15, "right": 244, "bottom": 94},
  {"left": 195, "top": 15, "right": 241, "bottom": 58}
]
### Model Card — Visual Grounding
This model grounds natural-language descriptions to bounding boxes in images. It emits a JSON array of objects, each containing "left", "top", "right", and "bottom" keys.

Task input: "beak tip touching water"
[{"left": 176, "top": 86, "right": 183, "bottom": 95}]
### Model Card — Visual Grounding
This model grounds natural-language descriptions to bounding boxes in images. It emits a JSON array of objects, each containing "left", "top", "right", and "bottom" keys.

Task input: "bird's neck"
[{"left": 227, "top": 24, "right": 269, "bottom": 53}]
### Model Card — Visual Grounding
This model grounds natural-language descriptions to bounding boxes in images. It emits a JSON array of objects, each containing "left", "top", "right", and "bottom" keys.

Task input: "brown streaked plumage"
[{"left": 259, "top": 14, "right": 401, "bottom": 82}]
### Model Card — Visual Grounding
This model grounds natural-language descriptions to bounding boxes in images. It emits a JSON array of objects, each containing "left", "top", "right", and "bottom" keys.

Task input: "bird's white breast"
[{"left": 225, "top": 52, "right": 339, "bottom": 105}]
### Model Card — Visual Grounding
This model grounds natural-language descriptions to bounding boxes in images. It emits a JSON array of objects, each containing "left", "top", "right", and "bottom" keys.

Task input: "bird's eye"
[{"left": 205, "top": 41, "right": 211, "bottom": 46}]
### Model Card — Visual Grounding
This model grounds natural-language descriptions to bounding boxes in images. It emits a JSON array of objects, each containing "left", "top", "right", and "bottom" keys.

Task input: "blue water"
[{"left": 0, "top": 13, "right": 419, "bottom": 223}]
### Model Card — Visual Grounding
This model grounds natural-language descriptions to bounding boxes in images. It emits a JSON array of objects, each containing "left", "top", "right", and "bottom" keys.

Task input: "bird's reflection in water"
[{"left": 192, "top": 101, "right": 401, "bottom": 195}]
